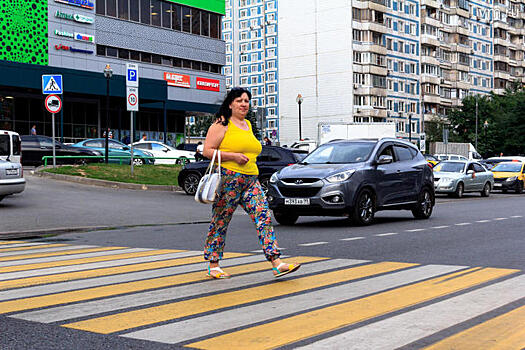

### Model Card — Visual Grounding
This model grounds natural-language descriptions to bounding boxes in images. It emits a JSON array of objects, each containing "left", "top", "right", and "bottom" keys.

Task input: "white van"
[{"left": 0, "top": 130, "right": 22, "bottom": 164}]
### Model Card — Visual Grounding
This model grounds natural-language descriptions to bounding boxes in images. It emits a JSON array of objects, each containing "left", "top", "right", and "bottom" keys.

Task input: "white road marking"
[
  {"left": 340, "top": 237, "right": 365, "bottom": 241},
  {"left": 476, "top": 220, "right": 490, "bottom": 223},
  {"left": 510, "top": 215, "right": 523, "bottom": 218},
  {"left": 249, "top": 248, "right": 286, "bottom": 253},
  {"left": 298, "top": 242, "right": 329, "bottom": 247},
  {"left": 375, "top": 233, "right": 399, "bottom": 237},
  {"left": 455, "top": 222, "right": 471, "bottom": 226},
  {"left": 494, "top": 217, "right": 508, "bottom": 221},
  {"left": 431, "top": 226, "right": 449, "bottom": 229},
  {"left": 405, "top": 229, "right": 425, "bottom": 232}
]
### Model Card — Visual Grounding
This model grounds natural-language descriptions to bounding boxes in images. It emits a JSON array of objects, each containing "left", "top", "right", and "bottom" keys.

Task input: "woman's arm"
[{"left": 203, "top": 120, "right": 249, "bottom": 165}]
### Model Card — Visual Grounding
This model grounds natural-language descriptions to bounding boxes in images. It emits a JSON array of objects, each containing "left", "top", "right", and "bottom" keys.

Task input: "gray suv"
[{"left": 267, "top": 138, "right": 435, "bottom": 225}]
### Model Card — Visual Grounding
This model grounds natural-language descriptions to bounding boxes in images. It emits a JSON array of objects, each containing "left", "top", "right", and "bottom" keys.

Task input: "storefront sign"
[
  {"left": 74, "top": 32, "right": 95, "bottom": 43},
  {"left": 196, "top": 77, "right": 220, "bottom": 92},
  {"left": 55, "top": 0, "right": 94, "bottom": 10},
  {"left": 55, "top": 44, "right": 93, "bottom": 54},
  {"left": 55, "top": 29, "right": 74, "bottom": 38},
  {"left": 55, "top": 10, "right": 94, "bottom": 24},
  {"left": 164, "top": 73, "right": 191, "bottom": 88}
]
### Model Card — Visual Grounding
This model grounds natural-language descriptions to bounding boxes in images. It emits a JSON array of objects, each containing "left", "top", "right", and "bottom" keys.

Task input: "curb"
[
  {"left": 32, "top": 168, "right": 183, "bottom": 192},
  {"left": 0, "top": 226, "right": 110, "bottom": 239}
]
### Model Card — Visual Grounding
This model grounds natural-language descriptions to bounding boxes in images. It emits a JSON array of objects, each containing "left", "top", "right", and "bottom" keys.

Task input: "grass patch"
[{"left": 41, "top": 164, "right": 183, "bottom": 186}]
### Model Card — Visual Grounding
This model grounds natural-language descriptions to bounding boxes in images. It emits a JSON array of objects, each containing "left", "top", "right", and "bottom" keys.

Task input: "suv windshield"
[
  {"left": 492, "top": 163, "right": 523, "bottom": 172},
  {"left": 301, "top": 142, "right": 375, "bottom": 164},
  {"left": 434, "top": 162, "right": 465, "bottom": 173}
]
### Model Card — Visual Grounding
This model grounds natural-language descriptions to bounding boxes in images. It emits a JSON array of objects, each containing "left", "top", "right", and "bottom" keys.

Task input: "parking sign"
[{"left": 126, "top": 63, "right": 138, "bottom": 87}]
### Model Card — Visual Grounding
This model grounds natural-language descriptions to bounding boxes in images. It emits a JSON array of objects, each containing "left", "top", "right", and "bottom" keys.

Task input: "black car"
[
  {"left": 267, "top": 138, "right": 435, "bottom": 226},
  {"left": 178, "top": 145, "right": 307, "bottom": 195},
  {"left": 20, "top": 135, "right": 103, "bottom": 166}
]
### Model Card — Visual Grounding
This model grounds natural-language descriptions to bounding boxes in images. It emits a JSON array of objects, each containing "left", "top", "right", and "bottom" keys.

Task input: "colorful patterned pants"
[{"left": 204, "top": 168, "right": 281, "bottom": 262}]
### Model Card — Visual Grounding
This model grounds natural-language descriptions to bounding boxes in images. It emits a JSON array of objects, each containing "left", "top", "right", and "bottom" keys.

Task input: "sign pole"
[
  {"left": 52, "top": 113, "right": 56, "bottom": 168},
  {"left": 130, "top": 111, "right": 134, "bottom": 176}
]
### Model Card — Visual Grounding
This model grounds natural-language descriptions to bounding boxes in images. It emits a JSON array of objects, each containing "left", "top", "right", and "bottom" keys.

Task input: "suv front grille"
[
  {"left": 278, "top": 186, "right": 321, "bottom": 198},
  {"left": 494, "top": 178, "right": 506, "bottom": 183},
  {"left": 280, "top": 178, "right": 321, "bottom": 185}
]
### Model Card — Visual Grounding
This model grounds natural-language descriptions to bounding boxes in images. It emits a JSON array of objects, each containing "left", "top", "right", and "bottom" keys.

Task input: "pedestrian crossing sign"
[{"left": 42, "top": 75, "right": 63, "bottom": 94}]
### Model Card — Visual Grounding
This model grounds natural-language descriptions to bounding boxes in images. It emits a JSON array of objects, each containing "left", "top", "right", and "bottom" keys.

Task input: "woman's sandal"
[
  {"left": 207, "top": 266, "right": 231, "bottom": 279},
  {"left": 272, "top": 263, "right": 301, "bottom": 278}
]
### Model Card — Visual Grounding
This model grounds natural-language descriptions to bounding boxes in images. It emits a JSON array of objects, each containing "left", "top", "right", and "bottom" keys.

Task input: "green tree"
[{"left": 189, "top": 115, "right": 215, "bottom": 137}]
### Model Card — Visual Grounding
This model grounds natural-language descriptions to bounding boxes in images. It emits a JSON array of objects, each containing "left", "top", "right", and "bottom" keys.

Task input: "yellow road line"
[
  {"left": 0, "top": 252, "right": 248, "bottom": 290},
  {"left": 0, "top": 249, "right": 184, "bottom": 273},
  {"left": 0, "top": 241, "right": 28, "bottom": 245},
  {"left": 0, "top": 247, "right": 128, "bottom": 262},
  {"left": 424, "top": 304, "right": 525, "bottom": 350},
  {"left": 0, "top": 256, "right": 325, "bottom": 314},
  {"left": 187, "top": 267, "right": 518, "bottom": 350},
  {"left": 0, "top": 244, "right": 68, "bottom": 253},
  {"left": 63, "top": 261, "right": 415, "bottom": 334}
]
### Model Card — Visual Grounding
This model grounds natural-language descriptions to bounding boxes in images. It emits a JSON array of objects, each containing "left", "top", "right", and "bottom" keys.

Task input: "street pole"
[
  {"left": 52, "top": 113, "right": 56, "bottom": 168},
  {"left": 104, "top": 64, "right": 113, "bottom": 164},
  {"left": 130, "top": 111, "right": 134, "bottom": 176},
  {"left": 475, "top": 97, "right": 478, "bottom": 150},
  {"left": 409, "top": 114, "right": 412, "bottom": 143},
  {"left": 296, "top": 94, "right": 303, "bottom": 140}
]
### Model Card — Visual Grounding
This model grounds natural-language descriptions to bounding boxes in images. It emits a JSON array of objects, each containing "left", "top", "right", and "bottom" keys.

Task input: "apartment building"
[{"left": 223, "top": 0, "right": 279, "bottom": 141}]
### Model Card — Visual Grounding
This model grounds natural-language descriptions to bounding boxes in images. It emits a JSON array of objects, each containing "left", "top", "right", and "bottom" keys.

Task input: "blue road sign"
[
  {"left": 126, "top": 63, "right": 139, "bottom": 87},
  {"left": 42, "top": 75, "right": 63, "bottom": 94}
]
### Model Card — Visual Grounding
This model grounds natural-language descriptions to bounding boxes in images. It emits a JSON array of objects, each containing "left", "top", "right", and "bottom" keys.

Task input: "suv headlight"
[
  {"left": 270, "top": 172, "right": 279, "bottom": 184},
  {"left": 506, "top": 176, "right": 517, "bottom": 182},
  {"left": 326, "top": 169, "right": 356, "bottom": 183}
]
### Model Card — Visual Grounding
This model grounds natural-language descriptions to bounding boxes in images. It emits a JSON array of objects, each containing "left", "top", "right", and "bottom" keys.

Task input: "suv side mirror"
[{"left": 377, "top": 155, "right": 393, "bottom": 164}]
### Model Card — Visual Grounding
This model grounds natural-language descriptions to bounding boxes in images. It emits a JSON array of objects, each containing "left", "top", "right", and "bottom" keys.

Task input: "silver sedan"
[
  {"left": 433, "top": 160, "right": 494, "bottom": 198},
  {"left": 0, "top": 160, "right": 25, "bottom": 202}
]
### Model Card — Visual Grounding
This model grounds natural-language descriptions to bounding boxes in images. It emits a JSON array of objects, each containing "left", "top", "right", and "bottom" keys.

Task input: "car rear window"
[
  {"left": 12, "top": 136, "right": 21, "bottom": 155},
  {"left": 0, "top": 135, "right": 8, "bottom": 156}
]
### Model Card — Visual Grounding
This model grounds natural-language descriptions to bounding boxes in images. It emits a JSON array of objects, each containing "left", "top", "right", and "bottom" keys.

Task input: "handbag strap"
[{"left": 204, "top": 150, "right": 217, "bottom": 176}]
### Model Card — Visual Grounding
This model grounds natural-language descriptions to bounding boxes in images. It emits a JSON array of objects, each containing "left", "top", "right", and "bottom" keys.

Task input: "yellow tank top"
[{"left": 219, "top": 119, "right": 262, "bottom": 175}]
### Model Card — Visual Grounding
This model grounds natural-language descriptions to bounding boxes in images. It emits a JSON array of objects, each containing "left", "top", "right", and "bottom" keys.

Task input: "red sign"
[
  {"left": 164, "top": 72, "right": 191, "bottom": 88},
  {"left": 45, "top": 95, "right": 62, "bottom": 114},
  {"left": 196, "top": 77, "right": 220, "bottom": 92}
]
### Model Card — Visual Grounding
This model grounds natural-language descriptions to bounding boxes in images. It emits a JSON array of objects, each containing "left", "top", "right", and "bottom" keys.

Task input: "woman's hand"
[{"left": 234, "top": 153, "right": 249, "bottom": 165}]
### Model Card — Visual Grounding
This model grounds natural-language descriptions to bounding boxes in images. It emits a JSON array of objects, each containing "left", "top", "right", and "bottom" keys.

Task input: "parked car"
[
  {"left": 0, "top": 130, "right": 22, "bottom": 164},
  {"left": 131, "top": 141, "right": 194, "bottom": 165},
  {"left": 71, "top": 139, "right": 154, "bottom": 165},
  {"left": 176, "top": 143, "right": 198, "bottom": 152},
  {"left": 178, "top": 145, "right": 307, "bottom": 195},
  {"left": 433, "top": 160, "right": 494, "bottom": 198},
  {"left": 20, "top": 135, "right": 103, "bottom": 166},
  {"left": 267, "top": 139, "right": 435, "bottom": 226},
  {"left": 434, "top": 154, "right": 468, "bottom": 161},
  {"left": 491, "top": 161, "right": 525, "bottom": 193},
  {"left": 0, "top": 159, "right": 25, "bottom": 202}
]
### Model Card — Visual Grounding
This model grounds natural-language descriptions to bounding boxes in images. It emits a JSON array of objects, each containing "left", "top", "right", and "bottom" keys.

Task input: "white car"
[
  {"left": 434, "top": 154, "right": 468, "bottom": 161},
  {"left": 131, "top": 141, "right": 194, "bottom": 165},
  {"left": 0, "top": 159, "right": 25, "bottom": 202}
]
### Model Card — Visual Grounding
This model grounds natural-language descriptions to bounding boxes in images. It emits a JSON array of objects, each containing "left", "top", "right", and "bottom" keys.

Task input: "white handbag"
[{"left": 194, "top": 150, "right": 221, "bottom": 204}]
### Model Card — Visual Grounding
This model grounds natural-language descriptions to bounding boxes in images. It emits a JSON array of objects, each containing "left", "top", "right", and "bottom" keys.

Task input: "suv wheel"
[
  {"left": 412, "top": 187, "right": 434, "bottom": 219},
  {"left": 274, "top": 211, "right": 298, "bottom": 225},
  {"left": 133, "top": 158, "right": 144, "bottom": 166},
  {"left": 454, "top": 182, "right": 464, "bottom": 198},
  {"left": 515, "top": 181, "right": 524, "bottom": 194},
  {"left": 480, "top": 182, "right": 491, "bottom": 197},
  {"left": 352, "top": 189, "right": 375, "bottom": 225},
  {"left": 182, "top": 173, "right": 201, "bottom": 195}
]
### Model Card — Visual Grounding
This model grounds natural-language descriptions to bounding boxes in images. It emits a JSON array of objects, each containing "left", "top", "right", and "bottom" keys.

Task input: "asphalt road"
[{"left": 0, "top": 175, "right": 523, "bottom": 349}]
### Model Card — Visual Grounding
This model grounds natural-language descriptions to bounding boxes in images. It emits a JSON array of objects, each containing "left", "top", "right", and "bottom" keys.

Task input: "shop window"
[
  {"left": 141, "top": 52, "right": 151, "bottom": 63},
  {"left": 182, "top": 7, "right": 191, "bottom": 33},
  {"left": 172, "top": 5, "right": 182, "bottom": 31},
  {"left": 161, "top": 56, "right": 172, "bottom": 65},
  {"left": 192, "top": 61, "right": 201, "bottom": 70},
  {"left": 106, "top": 47, "right": 118, "bottom": 57},
  {"left": 97, "top": 0, "right": 105, "bottom": 15},
  {"left": 151, "top": 0, "right": 161, "bottom": 26},
  {"left": 201, "top": 12, "right": 209, "bottom": 37},
  {"left": 183, "top": 59, "right": 192, "bottom": 69},
  {"left": 129, "top": 0, "right": 139, "bottom": 21},
  {"left": 130, "top": 50, "right": 140, "bottom": 61},
  {"left": 118, "top": 49, "right": 129, "bottom": 59},
  {"left": 162, "top": 1, "right": 171, "bottom": 29},
  {"left": 201, "top": 62, "right": 210, "bottom": 72},
  {"left": 118, "top": 0, "right": 128, "bottom": 20},
  {"left": 210, "top": 13, "right": 219, "bottom": 38},
  {"left": 97, "top": 45, "right": 106, "bottom": 56},
  {"left": 106, "top": 0, "right": 116, "bottom": 17},
  {"left": 152, "top": 54, "right": 162, "bottom": 64},
  {"left": 173, "top": 58, "right": 182, "bottom": 67},
  {"left": 192, "top": 8, "right": 201, "bottom": 35},
  {"left": 211, "top": 65, "right": 220, "bottom": 73},
  {"left": 140, "top": 0, "right": 150, "bottom": 24}
]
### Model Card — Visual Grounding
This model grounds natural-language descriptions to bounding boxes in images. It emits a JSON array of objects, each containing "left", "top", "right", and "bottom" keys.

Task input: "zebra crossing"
[{"left": 0, "top": 240, "right": 524, "bottom": 349}]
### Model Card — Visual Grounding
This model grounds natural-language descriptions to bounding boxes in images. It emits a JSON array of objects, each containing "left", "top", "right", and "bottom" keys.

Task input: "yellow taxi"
[{"left": 491, "top": 161, "right": 525, "bottom": 193}]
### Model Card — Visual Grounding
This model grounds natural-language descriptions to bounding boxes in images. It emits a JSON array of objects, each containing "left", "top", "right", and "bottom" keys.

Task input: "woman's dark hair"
[{"left": 215, "top": 87, "right": 252, "bottom": 126}]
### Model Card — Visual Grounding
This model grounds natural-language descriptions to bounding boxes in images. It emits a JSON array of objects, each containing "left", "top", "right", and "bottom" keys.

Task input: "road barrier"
[{"left": 41, "top": 156, "right": 195, "bottom": 167}]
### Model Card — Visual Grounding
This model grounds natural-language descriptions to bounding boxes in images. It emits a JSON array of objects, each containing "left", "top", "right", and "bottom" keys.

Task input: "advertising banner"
[
  {"left": 196, "top": 77, "right": 220, "bottom": 92},
  {"left": 164, "top": 73, "right": 191, "bottom": 88}
]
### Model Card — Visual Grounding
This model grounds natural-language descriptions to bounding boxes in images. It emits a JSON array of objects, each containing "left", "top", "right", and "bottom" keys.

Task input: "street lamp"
[
  {"left": 483, "top": 119, "right": 489, "bottom": 144},
  {"left": 409, "top": 114, "right": 412, "bottom": 143},
  {"left": 475, "top": 96, "right": 479, "bottom": 150},
  {"left": 103, "top": 64, "right": 113, "bottom": 164},
  {"left": 296, "top": 94, "right": 303, "bottom": 140}
]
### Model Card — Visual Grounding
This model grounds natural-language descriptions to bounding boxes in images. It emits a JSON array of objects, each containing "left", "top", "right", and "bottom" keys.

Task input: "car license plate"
[
  {"left": 494, "top": 183, "right": 502, "bottom": 187},
  {"left": 6, "top": 169, "right": 18, "bottom": 176},
  {"left": 284, "top": 198, "right": 310, "bottom": 205}
]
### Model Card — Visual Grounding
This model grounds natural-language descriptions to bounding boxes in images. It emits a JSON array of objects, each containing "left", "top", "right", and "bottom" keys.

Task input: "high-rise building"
[
  {"left": 0, "top": 0, "right": 225, "bottom": 144},
  {"left": 223, "top": 0, "right": 279, "bottom": 141}
]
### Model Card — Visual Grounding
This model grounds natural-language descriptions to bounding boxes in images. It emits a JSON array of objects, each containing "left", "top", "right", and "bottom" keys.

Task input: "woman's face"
[{"left": 229, "top": 92, "right": 250, "bottom": 117}]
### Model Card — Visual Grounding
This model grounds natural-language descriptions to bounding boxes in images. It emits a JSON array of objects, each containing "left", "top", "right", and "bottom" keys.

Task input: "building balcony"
[
  {"left": 353, "top": 0, "right": 388, "bottom": 11},
  {"left": 494, "top": 38, "right": 510, "bottom": 46},
  {"left": 453, "top": 80, "right": 471, "bottom": 90},
  {"left": 452, "top": 62, "right": 470, "bottom": 71},
  {"left": 451, "top": 25, "right": 470, "bottom": 36},
  {"left": 355, "top": 107, "right": 388, "bottom": 119},
  {"left": 493, "top": 20, "right": 510, "bottom": 30},
  {"left": 421, "top": 0, "right": 440, "bottom": 7},
  {"left": 494, "top": 88, "right": 506, "bottom": 95},
  {"left": 353, "top": 42, "right": 387, "bottom": 55},
  {"left": 494, "top": 70, "right": 511, "bottom": 80},
  {"left": 421, "top": 74, "right": 441, "bottom": 84},
  {"left": 354, "top": 86, "right": 388, "bottom": 96},
  {"left": 353, "top": 22, "right": 388, "bottom": 34},
  {"left": 421, "top": 55, "right": 440, "bottom": 65},
  {"left": 423, "top": 93, "right": 441, "bottom": 104},
  {"left": 451, "top": 43, "right": 472, "bottom": 54},
  {"left": 449, "top": 7, "right": 469, "bottom": 18},
  {"left": 494, "top": 54, "right": 510, "bottom": 63},
  {"left": 420, "top": 35, "right": 441, "bottom": 47},
  {"left": 421, "top": 16, "right": 442, "bottom": 27},
  {"left": 352, "top": 64, "right": 388, "bottom": 76}
]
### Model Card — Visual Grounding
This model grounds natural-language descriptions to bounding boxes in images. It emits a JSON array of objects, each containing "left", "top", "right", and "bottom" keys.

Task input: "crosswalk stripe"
[
  {"left": 0, "top": 249, "right": 183, "bottom": 274},
  {"left": 0, "top": 248, "right": 150, "bottom": 267},
  {"left": 0, "top": 242, "right": 53, "bottom": 249},
  {"left": 0, "top": 252, "right": 248, "bottom": 290},
  {"left": 295, "top": 274, "right": 525, "bottom": 349},
  {"left": 0, "top": 244, "right": 68, "bottom": 254},
  {"left": 0, "top": 241, "right": 28, "bottom": 245},
  {"left": 62, "top": 261, "right": 416, "bottom": 334},
  {"left": 0, "top": 255, "right": 265, "bottom": 303},
  {"left": 0, "top": 245, "right": 101, "bottom": 259},
  {"left": 424, "top": 304, "right": 525, "bottom": 350},
  {"left": 123, "top": 264, "right": 463, "bottom": 345},
  {"left": 187, "top": 267, "right": 518, "bottom": 350},
  {"left": 11, "top": 257, "right": 331, "bottom": 321}
]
